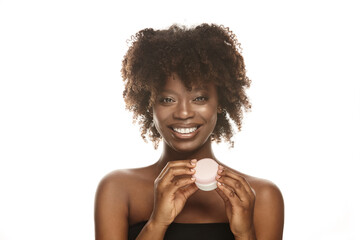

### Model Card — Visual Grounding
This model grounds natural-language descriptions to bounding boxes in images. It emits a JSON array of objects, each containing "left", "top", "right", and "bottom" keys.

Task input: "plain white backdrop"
[{"left": 0, "top": 0, "right": 359, "bottom": 239}]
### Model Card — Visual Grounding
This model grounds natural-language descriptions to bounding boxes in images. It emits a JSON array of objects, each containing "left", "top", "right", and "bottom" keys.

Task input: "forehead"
[{"left": 160, "top": 74, "right": 216, "bottom": 93}]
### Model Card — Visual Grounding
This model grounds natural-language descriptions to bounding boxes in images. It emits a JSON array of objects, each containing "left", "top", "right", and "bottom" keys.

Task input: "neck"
[{"left": 155, "top": 138, "right": 217, "bottom": 171}]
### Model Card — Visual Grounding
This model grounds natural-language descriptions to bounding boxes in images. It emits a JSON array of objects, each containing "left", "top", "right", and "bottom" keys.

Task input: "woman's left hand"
[{"left": 215, "top": 166, "right": 256, "bottom": 240}]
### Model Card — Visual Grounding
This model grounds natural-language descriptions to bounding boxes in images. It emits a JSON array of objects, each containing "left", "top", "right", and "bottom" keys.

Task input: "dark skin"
[{"left": 95, "top": 74, "right": 284, "bottom": 240}]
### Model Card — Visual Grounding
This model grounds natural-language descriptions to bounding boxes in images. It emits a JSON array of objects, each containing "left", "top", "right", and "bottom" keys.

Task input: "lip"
[
  {"left": 169, "top": 123, "right": 201, "bottom": 128},
  {"left": 169, "top": 124, "right": 202, "bottom": 139}
]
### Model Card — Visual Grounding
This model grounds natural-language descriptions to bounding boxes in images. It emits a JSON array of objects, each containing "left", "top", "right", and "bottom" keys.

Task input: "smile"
[
  {"left": 169, "top": 125, "right": 201, "bottom": 139},
  {"left": 172, "top": 127, "right": 198, "bottom": 134}
]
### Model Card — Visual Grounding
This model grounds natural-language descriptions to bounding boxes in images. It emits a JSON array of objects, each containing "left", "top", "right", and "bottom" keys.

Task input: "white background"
[{"left": 0, "top": 0, "right": 359, "bottom": 239}]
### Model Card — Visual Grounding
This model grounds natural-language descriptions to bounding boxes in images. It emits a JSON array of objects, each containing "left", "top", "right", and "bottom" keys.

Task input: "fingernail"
[
  {"left": 190, "top": 168, "right": 195, "bottom": 172},
  {"left": 191, "top": 177, "right": 196, "bottom": 181},
  {"left": 218, "top": 169, "right": 223, "bottom": 174},
  {"left": 219, "top": 165, "right": 224, "bottom": 170},
  {"left": 217, "top": 182, "right": 222, "bottom": 186},
  {"left": 216, "top": 174, "right": 221, "bottom": 179},
  {"left": 190, "top": 159, "right": 197, "bottom": 165}
]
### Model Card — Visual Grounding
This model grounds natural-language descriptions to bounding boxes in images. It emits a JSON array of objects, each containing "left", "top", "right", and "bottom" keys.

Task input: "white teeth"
[{"left": 173, "top": 127, "right": 197, "bottom": 134}]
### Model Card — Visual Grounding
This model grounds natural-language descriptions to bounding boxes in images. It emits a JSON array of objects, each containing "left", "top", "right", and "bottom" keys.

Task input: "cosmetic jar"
[{"left": 194, "top": 158, "right": 219, "bottom": 191}]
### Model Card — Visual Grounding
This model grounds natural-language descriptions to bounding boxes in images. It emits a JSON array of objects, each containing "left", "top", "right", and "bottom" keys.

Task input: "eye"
[
  {"left": 194, "top": 96, "right": 208, "bottom": 102},
  {"left": 160, "top": 97, "right": 175, "bottom": 103}
]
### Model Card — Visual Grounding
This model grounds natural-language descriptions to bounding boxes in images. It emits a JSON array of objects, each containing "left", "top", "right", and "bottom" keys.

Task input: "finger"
[
  {"left": 215, "top": 186, "right": 229, "bottom": 203},
  {"left": 180, "top": 182, "right": 199, "bottom": 200},
  {"left": 171, "top": 176, "right": 197, "bottom": 191},
  {"left": 216, "top": 181, "right": 242, "bottom": 206},
  {"left": 218, "top": 167, "right": 255, "bottom": 199},
  {"left": 161, "top": 166, "right": 196, "bottom": 184},
  {"left": 168, "top": 176, "right": 197, "bottom": 197},
  {"left": 217, "top": 175, "right": 251, "bottom": 203},
  {"left": 158, "top": 159, "right": 197, "bottom": 179}
]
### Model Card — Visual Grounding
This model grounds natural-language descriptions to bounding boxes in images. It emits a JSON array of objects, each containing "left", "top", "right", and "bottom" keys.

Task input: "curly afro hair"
[{"left": 121, "top": 23, "right": 251, "bottom": 148}]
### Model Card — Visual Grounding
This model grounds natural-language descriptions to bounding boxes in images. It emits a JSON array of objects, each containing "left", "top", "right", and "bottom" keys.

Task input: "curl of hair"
[{"left": 121, "top": 23, "right": 251, "bottom": 148}]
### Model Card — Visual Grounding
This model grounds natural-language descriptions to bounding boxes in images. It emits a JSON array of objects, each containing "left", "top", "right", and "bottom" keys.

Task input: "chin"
[
  {"left": 171, "top": 144, "right": 199, "bottom": 154},
  {"left": 166, "top": 137, "right": 210, "bottom": 155}
]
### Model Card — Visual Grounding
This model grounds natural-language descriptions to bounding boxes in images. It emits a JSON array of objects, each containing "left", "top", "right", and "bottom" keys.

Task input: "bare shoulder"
[
  {"left": 95, "top": 166, "right": 154, "bottom": 240},
  {"left": 245, "top": 175, "right": 283, "bottom": 204},
  {"left": 97, "top": 165, "right": 154, "bottom": 190},
  {"left": 96, "top": 168, "right": 137, "bottom": 195},
  {"left": 94, "top": 169, "right": 134, "bottom": 240},
  {"left": 244, "top": 174, "right": 284, "bottom": 240},
  {"left": 95, "top": 166, "right": 154, "bottom": 207}
]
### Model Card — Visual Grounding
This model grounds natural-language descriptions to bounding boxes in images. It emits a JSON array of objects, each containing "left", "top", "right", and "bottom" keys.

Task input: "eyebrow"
[
  {"left": 192, "top": 86, "right": 209, "bottom": 91},
  {"left": 159, "top": 89, "right": 178, "bottom": 95},
  {"left": 160, "top": 86, "right": 209, "bottom": 94}
]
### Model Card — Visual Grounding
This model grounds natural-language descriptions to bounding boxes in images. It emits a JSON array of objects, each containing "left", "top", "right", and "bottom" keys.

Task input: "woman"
[{"left": 95, "top": 23, "right": 284, "bottom": 240}]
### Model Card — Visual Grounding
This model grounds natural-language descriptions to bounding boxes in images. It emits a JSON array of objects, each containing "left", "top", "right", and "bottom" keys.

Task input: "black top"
[{"left": 128, "top": 221, "right": 235, "bottom": 240}]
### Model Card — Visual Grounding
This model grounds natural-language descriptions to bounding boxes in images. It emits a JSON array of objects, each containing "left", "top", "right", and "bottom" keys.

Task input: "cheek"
[
  {"left": 210, "top": 112, "right": 218, "bottom": 128},
  {"left": 152, "top": 107, "right": 169, "bottom": 133},
  {"left": 198, "top": 106, "right": 218, "bottom": 126}
]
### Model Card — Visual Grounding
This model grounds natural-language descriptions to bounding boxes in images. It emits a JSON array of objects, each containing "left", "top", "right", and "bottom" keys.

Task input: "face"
[{"left": 152, "top": 74, "right": 220, "bottom": 153}]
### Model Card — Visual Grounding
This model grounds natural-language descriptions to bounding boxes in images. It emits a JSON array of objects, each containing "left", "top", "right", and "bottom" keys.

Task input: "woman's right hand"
[{"left": 149, "top": 159, "right": 199, "bottom": 228}]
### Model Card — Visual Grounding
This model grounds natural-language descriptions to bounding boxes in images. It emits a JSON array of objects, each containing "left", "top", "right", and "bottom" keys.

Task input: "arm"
[
  {"left": 253, "top": 182, "right": 284, "bottom": 240},
  {"left": 94, "top": 172, "right": 129, "bottom": 240}
]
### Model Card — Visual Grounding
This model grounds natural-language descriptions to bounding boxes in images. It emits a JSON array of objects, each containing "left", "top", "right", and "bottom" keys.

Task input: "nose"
[{"left": 173, "top": 100, "right": 195, "bottom": 120}]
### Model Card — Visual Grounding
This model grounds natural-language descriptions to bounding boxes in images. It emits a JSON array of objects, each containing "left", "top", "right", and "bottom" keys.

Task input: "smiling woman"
[
  {"left": 152, "top": 74, "right": 219, "bottom": 153},
  {"left": 94, "top": 24, "right": 284, "bottom": 240},
  {"left": 121, "top": 24, "right": 252, "bottom": 149}
]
